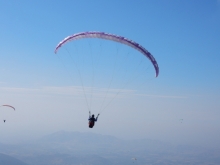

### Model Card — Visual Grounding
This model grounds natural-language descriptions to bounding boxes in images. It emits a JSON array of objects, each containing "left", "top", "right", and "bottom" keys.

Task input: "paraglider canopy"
[
  {"left": 2, "top": 105, "right": 15, "bottom": 110},
  {"left": 55, "top": 31, "right": 159, "bottom": 77}
]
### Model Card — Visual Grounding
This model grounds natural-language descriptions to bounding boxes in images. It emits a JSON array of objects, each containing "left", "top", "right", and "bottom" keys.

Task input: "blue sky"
[{"left": 0, "top": 0, "right": 220, "bottom": 148}]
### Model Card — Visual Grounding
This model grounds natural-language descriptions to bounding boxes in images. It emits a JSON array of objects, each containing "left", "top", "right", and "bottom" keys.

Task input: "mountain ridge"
[{"left": 0, "top": 153, "right": 28, "bottom": 165}]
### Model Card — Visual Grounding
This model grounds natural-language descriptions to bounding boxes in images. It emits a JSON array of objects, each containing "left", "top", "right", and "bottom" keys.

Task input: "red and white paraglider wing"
[{"left": 55, "top": 31, "right": 159, "bottom": 77}]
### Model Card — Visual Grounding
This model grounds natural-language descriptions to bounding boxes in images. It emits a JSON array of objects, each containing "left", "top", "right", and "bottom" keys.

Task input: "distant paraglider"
[
  {"left": 132, "top": 157, "right": 137, "bottom": 163},
  {"left": 1, "top": 105, "right": 15, "bottom": 123}
]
